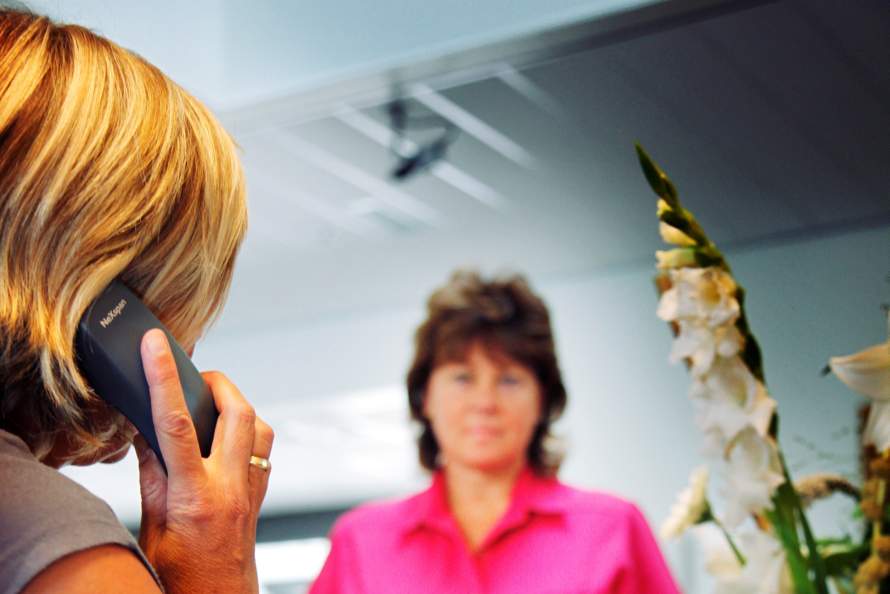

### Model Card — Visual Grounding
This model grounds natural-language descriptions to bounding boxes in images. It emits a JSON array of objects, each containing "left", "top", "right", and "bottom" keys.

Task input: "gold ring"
[{"left": 249, "top": 455, "right": 271, "bottom": 471}]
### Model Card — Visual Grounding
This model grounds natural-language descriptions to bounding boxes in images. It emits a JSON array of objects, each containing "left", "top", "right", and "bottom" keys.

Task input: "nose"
[{"left": 468, "top": 378, "right": 500, "bottom": 411}]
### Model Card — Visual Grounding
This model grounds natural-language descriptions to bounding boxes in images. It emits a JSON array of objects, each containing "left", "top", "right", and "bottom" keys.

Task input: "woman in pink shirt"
[{"left": 311, "top": 271, "right": 681, "bottom": 594}]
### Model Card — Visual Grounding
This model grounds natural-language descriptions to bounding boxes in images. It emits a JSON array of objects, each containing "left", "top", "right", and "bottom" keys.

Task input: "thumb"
[{"left": 135, "top": 434, "right": 167, "bottom": 538}]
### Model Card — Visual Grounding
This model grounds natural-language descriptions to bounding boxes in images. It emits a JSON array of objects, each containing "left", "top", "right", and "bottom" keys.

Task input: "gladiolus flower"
[
  {"left": 829, "top": 342, "right": 890, "bottom": 451},
  {"left": 657, "top": 267, "right": 740, "bottom": 327},
  {"left": 661, "top": 466, "right": 711, "bottom": 539},
  {"left": 689, "top": 357, "right": 776, "bottom": 448},
  {"left": 721, "top": 428, "right": 785, "bottom": 528},
  {"left": 671, "top": 321, "right": 744, "bottom": 377},
  {"left": 697, "top": 527, "right": 793, "bottom": 594}
]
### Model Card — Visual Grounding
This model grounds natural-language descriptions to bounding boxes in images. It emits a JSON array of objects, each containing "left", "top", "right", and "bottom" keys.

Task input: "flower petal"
[
  {"left": 722, "top": 430, "right": 784, "bottom": 528},
  {"left": 864, "top": 401, "right": 890, "bottom": 451},
  {"left": 656, "top": 248, "right": 697, "bottom": 270},
  {"left": 829, "top": 342, "right": 890, "bottom": 401},
  {"left": 659, "top": 221, "right": 697, "bottom": 246},
  {"left": 713, "top": 530, "right": 794, "bottom": 594},
  {"left": 660, "top": 466, "right": 710, "bottom": 539}
]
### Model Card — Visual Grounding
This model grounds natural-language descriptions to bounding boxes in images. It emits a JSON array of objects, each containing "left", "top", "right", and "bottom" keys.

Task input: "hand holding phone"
[
  {"left": 75, "top": 280, "right": 218, "bottom": 472},
  {"left": 136, "top": 330, "right": 273, "bottom": 593},
  {"left": 77, "top": 281, "right": 274, "bottom": 592}
]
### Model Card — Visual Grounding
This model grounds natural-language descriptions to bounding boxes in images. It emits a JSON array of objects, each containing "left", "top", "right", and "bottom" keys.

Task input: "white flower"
[
  {"left": 696, "top": 526, "right": 793, "bottom": 594},
  {"left": 671, "top": 321, "right": 745, "bottom": 377},
  {"left": 829, "top": 342, "right": 890, "bottom": 451},
  {"left": 695, "top": 524, "right": 743, "bottom": 580},
  {"left": 690, "top": 357, "right": 776, "bottom": 448},
  {"left": 656, "top": 248, "right": 697, "bottom": 269},
  {"left": 657, "top": 267, "right": 740, "bottom": 327},
  {"left": 829, "top": 342, "right": 890, "bottom": 400},
  {"left": 862, "top": 402, "right": 890, "bottom": 453},
  {"left": 721, "top": 428, "right": 785, "bottom": 528},
  {"left": 659, "top": 221, "right": 697, "bottom": 246},
  {"left": 661, "top": 466, "right": 711, "bottom": 539}
]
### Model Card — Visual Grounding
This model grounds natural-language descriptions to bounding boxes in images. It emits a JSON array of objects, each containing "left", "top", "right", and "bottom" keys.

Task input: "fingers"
[
  {"left": 135, "top": 434, "right": 166, "bottom": 549},
  {"left": 141, "top": 329, "right": 203, "bottom": 486},
  {"left": 203, "top": 371, "right": 256, "bottom": 486},
  {"left": 248, "top": 418, "right": 274, "bottom": 510},
  {"left": 253, "top": 417, "right": 274, "bottom": 459}
]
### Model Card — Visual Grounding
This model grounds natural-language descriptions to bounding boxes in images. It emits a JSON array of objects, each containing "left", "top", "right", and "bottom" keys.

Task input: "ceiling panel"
[{"left": 210, "top": 0, "right": 890, "bottom": 336}]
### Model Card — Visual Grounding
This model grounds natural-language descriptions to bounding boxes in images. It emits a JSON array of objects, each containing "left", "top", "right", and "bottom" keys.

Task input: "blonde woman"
[{"left": 0, "top": 9, "right": 273, "bottom": 593}]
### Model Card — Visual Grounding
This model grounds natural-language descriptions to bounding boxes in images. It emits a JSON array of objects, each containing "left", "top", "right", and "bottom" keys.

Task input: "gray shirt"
[{"left": 0, "top": 429, "right": 161, "bottom": 593}]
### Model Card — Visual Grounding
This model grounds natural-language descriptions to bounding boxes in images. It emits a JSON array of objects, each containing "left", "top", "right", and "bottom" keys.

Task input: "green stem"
[
  {"left": 778, "top": 452, "right": 830, "bottom": 594},
  {"left": 768, "top": 497, "right": 813, "bottom": 594},
  {"left": 712, "top": 515, "right": 747, "bottom": 566}
]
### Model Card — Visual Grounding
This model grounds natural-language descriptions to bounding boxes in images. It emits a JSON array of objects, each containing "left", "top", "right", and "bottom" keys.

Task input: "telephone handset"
[{"left": 75, "top": 279, "right": 218, "bottom": 472}]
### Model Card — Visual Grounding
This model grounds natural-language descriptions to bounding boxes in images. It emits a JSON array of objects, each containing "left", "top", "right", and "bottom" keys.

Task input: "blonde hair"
[{"left": 0, "top": 10, "right": 247, "bottom": 461}]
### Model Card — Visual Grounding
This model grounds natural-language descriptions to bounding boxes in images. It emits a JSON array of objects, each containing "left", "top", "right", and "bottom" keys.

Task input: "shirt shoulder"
[
  {"left": 541, "top": 481, "right": 659, "bottom": 546},
  {"left": 542, "top": 480, "right": 642, "bottom": 520},
  {"left": 330, "top": 489, "right": 428, "bottom": 538},
  {"left": 0, "top": 430, "right": 158, "bottom": 594}
]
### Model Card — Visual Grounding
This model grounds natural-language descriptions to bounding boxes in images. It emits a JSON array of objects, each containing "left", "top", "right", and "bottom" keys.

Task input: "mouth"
[{"left": 466, "top": 426, "right": 502, "bottom": 440}]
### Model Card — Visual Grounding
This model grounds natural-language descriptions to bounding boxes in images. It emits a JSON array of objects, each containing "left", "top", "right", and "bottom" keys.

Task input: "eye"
[
  {"left": 500, "top": 374, "right": 521, "bottom": 386},
  {"left": 452, "top": 371, "right": 472, "bottom": 384}
]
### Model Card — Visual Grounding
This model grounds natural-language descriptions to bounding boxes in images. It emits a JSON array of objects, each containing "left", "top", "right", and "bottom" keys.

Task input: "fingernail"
[{"left": 144, "top": 329, "right": 169, "bottom": 356}]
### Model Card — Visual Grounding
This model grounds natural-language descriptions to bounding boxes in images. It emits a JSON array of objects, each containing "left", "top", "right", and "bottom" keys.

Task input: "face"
[{"left": 424, "top": 341, "right": 542, "bottom": 474}]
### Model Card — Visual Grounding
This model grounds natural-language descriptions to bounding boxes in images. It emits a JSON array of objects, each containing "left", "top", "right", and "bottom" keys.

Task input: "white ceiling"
[{"left": 216, "top": 0, "right": 890, "bottom": 335}]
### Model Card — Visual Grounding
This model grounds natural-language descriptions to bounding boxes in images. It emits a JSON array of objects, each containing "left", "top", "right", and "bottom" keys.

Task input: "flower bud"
[
  {"left": 861, "top": 498, "right": 884, "bottom": 522},
  {"left": 656, "top": 248, "right": 697, "bottom": 270},
  {"left": 869, "top": 456, "right": 890, "bottom": 480},
  {"left": 875, "top": 536, "right": 890, "bottom": 563},
  {"left": 659, "top": 221, "right": 697, "bottom": 246},
  {"left": 854, "top": 555, "right": 890, "bottom": 589}
]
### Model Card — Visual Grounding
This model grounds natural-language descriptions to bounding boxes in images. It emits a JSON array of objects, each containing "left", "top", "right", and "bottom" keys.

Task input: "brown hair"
[
  {"left": 0, "top": 10, "right": 247, "bottom": 461},
  {"left": 407, "top": 270, "right": 567, "bottom": 476}
]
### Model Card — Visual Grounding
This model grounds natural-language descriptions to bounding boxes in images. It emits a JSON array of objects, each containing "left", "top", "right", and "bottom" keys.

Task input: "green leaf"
[
  {"left": 693, "top": 245, "right": 725, "bottom": 268},
  {"left": 663, "top": 177, "right": 679, "bottom": 204},
  {"left": 635, "top": 143, "right": 679, "bottom": 208},
  {"left": 822, "top": 544, "right": 869, "bottom": 577},
  {"left": 767, "top": 504, "right": 816, "bottom": 594},
  {"left": 777, "top": 453, "right": 831, "bottom": 594},
  {"left": 741, "top": 334, "right": 766, "bottom": 385}
]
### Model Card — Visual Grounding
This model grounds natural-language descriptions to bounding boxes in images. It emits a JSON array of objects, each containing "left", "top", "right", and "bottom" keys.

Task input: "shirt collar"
[{"left": 398, "top": 466, "right": 570, "bottom": 541}]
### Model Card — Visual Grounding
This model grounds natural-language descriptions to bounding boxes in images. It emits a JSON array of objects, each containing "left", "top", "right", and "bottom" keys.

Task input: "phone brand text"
[{"left": 100, "top": 299, "right": 127, "bottom": 328}]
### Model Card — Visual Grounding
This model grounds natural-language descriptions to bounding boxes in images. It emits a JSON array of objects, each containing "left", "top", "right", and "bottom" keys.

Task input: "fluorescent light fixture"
[
  {"left": 263, "top": 128, "right": 440, "bottom": 227},
  {"left": 495, "top": 64, "right": 564, "bottom": 118},
  {"left": 410, "top": 83, "right": 534, "bottom": 168},
  {"left": 243, "top": 157, "right": 388, "bottom": 239},
  {"left": 334, "top": 104, "right": 504, "bottom": 209},
  {"left": 430, "top": 162, "right": 504, "bottom": 209}
]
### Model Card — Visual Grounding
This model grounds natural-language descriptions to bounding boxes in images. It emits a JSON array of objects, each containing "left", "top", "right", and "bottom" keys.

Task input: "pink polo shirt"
[{"left": 309, "top": 469, "right": 681, "bottom": 594}]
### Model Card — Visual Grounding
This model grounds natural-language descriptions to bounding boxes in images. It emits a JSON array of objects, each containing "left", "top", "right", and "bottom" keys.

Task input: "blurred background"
[{"left": 26, "top": 0, "right": 890, "bottom": 591}]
